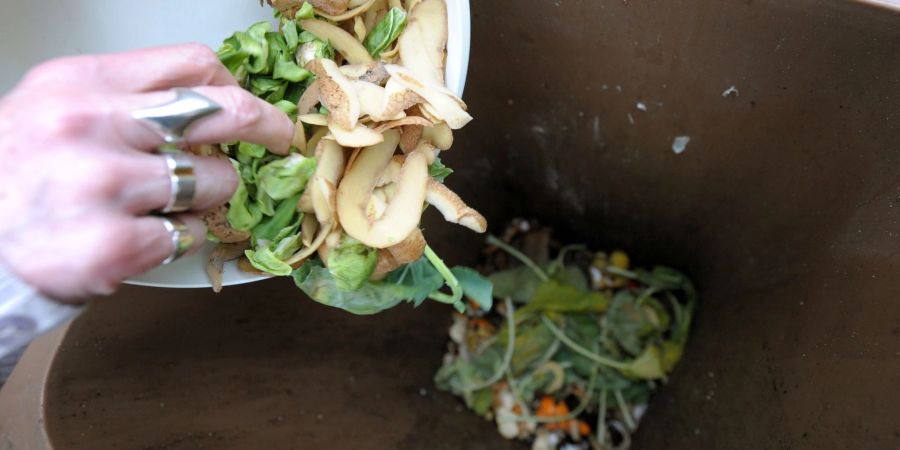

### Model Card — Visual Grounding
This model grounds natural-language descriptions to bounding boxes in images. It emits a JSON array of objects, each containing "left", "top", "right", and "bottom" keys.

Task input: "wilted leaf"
[
  {"left": 451, "top": 267, "right": 493, "bottom": 311},
  {"left": 489, "top": 266, "right": 542, "bottom": 303},
  {"left": 518, "top": 279, "right": 609, "bottom": 315},
  {"left": 605, "top": 291, "right": 649, "bottom": 356},
  {"left": 620, "top": 345, "right": 665, "bottom": 380},
  {"left": 384, "top": 257, "right": 445, "bottom": 305}
]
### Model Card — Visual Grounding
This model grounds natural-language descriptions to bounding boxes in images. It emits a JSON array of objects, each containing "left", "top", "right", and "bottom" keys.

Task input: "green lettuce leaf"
[
  {"left": 257, "top": 153, "right": 316, "bottom": 200},
  {"left": 217, "top": 21, "right": 272, "bottom": 78},
  {"left": 363, "top": 7, "right": 407, "bottom": 57},
  {"left": 246, "top": 247, "right": 293, "bottom": 276},
  {"left": 249, "top": 77, "right": 284, "bottom": 97},
  {"left": 239, "top": 21, "right": 272, "bottom": 74},
  {"left": 327, "top": 235, "right": 378, "bottom": 291},
  {"left": 274, "top": 59, "right": 312, "bottom": 83},
  {"left": 236, "top": 150, "right": 267, "bottom": 184},
  {"left": 272, "top": 99, "right": 299, "bottom": 120},
  {"left": 295, "top": 2, "right": 315, "bottom": 19},
  {"left": 252, "top": 193, "right": 302, "bottom": 243},
  {"left": 296, "top": 33, "right": 336, "bottom": 67},
  {"left": 272, "top": 227, "right": 303, "bottom": 260},
  {"left": 264, "top": 83, "right": 289, "bottom": 103},
  {"left": 293, "top": 260, "right": 411, "bottom": 314},
  {"left": 282, "top": 20, "right": 300, "bottom": 51},
  {"left": 256, "top": 190, "right": 276, "bottom": 216},
  {"left": 238, "top": 141, "right": 267, "bottom": 159},
  {"left": 264, "top": 31, "right": 288, "bottom": 73},
  {"left": 227, "top": 176, "right": 263, "bottom": 231}
]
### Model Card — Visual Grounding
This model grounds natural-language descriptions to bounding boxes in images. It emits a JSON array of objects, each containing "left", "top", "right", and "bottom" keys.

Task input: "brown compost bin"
[{"left": 1, "top": 0, "right": 899, "bottom": 449}]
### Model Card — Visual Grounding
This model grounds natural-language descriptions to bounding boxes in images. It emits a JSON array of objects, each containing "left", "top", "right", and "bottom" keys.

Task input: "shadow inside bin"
[{"left": 45, "top": 272, "right": 520, "bottom": 450}]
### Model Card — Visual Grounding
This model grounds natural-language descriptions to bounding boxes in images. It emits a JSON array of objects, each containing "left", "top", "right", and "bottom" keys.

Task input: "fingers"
[
  {"left": 116, "top": 85, "right": 294, "bottom": 155},
  {"left": 4, "top": 213, "right": 207, "bottom": 299},
  {"left": 130, "top": 214, "right": 208, "bottom": 274},
  {"left": 119, "top": 151, "right": 238, "bottom": 214},
  {"left": 21, "top": 43, "right": 238, "bottom": 93}
]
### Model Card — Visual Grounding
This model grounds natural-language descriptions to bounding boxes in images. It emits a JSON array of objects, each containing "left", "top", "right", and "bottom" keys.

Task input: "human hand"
[{"left": 0, "top": 43, "right": 294, "bottom": 300}]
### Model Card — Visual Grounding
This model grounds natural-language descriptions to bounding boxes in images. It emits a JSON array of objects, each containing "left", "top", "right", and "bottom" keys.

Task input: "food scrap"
[
  {"left": 205, "top": 0, "right": 490, "bottom": 314},
  {"left": 435, "top": 219, "right": 697, "bottom": 449}
]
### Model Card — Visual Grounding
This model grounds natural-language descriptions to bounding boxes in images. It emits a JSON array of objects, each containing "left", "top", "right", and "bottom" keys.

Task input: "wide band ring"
[
  {"left": 161, "top": 152, "right": 196, "bottom": 213},
  {"left": 159, "top": 217, "right": 193, "bottom": 265},
  {"left": 130, "top": 88, "right": 222, "bottom": 146}
]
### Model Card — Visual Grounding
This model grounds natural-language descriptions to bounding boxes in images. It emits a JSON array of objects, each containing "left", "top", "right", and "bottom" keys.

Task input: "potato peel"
[
  {"left": 425, "top": 178, "right": 487, "bottom": 233},
  {"left": 207, "top": 241, "right": 251, "bottom": 293},
  {"left": 203, "top": 205, "right": 251, "bottom": 243},
  {"left": 328, "top": 122, "right": 385, "bottom": 147},
  {"left": 298, "top": 113, "right": 329, "bottom": 126},
  {"left": 300, "top": 19, "right": 374, "bottom": 64},
  {"left": 384, "top": 65, "right": 470, "bottom": 129},
  {"left": 336, "top": 130, "right": 429, "bottom": 248},
  {"left": 297, "top": 79, "right": 322, "bottom": 114},
  {"left": 370, "top": 228, "right": 426, "bottom": 279},
  {"left": 308, "top": 58, "right": 360, "bottom": 130},
  {"left": 372, "top": 116, "right": 433, "bottom": 134},
  {"left": 422, "top": 121, "right": 453, "bottom": 150},
  {"left": 316, "top": 0, "right": 377, "bottom": 21},
  {"left": 400, "top": 123, "right": 424, "bottom": 152},
  {"left": 340, "top": 62, "right": 389, "bottom": 84},
  {"left": 398, "top": 0, "right": 447, "bottom": 84}
]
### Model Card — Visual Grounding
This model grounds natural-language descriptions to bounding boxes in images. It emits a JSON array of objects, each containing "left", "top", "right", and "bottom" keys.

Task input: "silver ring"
[
  {"left": 161, "top": 152, "right": 196, "bottom": 213},
  {"left": 130, "top": 88, "right": 222, "bottom": 145},
  {"left": 159, "top": 217, "right": 193, "bottom": 264}
]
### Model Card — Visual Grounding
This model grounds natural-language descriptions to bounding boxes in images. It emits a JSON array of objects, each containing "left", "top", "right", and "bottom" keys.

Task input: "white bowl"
[{"left": 0, "top": 0, "right": 469, "bottom": 289}]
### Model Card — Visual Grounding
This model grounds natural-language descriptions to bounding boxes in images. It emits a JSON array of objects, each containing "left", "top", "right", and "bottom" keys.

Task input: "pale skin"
[{"left": 0, "top": 44, "right": 294, "bottom": 301}]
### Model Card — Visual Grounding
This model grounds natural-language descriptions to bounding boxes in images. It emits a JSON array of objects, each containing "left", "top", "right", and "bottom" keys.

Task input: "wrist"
[{"left": 0, "top": 262, "right": 82, "bottom": 359}]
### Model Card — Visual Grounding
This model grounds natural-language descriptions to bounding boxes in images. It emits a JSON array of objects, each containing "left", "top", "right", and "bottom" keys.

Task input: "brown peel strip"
[
  {"left": 297, "top": 80, "right": 322, "bottom": 114},
  {"left": 316, "top": 0, "right": 378, "bottom": 21},
  {"left": 207, "top": 241, "right": 251, "bottom": 293},
  {"left": 203, "top": 205, "right": 250, "bottom": 243},
  {"left": 425, "top": 178, "right": 487, "bottom": 233},
  {"left": 372, "top": 116, "right": 432, "bottom": 134}
]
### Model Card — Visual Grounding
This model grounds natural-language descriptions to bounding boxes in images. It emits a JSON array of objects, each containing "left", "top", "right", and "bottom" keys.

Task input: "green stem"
[
  {"left": 596, "top": 388, "right": 608, "bottom": 446},
  {"left": 549, "top": 244, "right": 586, "bottom": 273},
  {"left": 636, "top": 286, "right": 659, "bottom": 306},
  {"left": 424, "top": 245, "right": 463, "bottom": 310},
  {"left": 540, "top": 315, "right": 631, "bottom": 371},
  {"left": 615, "top": 389, "right": 637, "bottom": 431},
  {"left": 505, "top": 366, "right": 533, "bottom": 421},
  {"left": 605, "top": 266, "right": 638, "bottom": 279},
  {"left": 486, "top": 235, "right": 548, "bottom": 281},
  {"left": 467, "top": 298, "right": 516, "bottom": 391}
]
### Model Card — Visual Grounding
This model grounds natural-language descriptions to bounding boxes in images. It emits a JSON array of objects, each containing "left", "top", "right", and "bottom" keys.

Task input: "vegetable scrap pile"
[
  {"left": 202, "top": 0, "right": 493, "bottom": 314},
  {"left": 435, "top": 219, "right": 696, "bottom": 450}
]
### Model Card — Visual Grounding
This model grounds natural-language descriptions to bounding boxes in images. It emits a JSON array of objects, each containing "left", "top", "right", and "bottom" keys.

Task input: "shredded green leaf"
[
  {"left": 327, "top": 236, "right": 378, "bottom": 291},
  {"left": 428, "top": 157, "right": 454, "bottom": 182},
  {"left": 364, "top": 7, "right": 407, "bottom": 57},
  {"left": 436, "top": 224, "right": 697, "bottom": 446}
]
